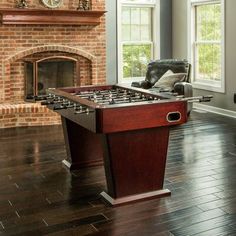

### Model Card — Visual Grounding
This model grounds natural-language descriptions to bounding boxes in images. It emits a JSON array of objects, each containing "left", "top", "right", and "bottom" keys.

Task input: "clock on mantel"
[{"left": 41, "top": 0, "right": 63, "bottom": 9}]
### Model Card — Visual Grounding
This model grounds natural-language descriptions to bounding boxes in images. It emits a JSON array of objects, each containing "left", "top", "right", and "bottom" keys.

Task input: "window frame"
[
  {"left": 117, "top": 0, "right": 160, "bottom": 83},
  {"left": 187, "top": 0, "right": 225, "bottom": 93}
]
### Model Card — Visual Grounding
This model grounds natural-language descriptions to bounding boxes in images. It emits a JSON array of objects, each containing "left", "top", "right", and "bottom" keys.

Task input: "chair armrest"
[
  {"left": 131, "top": 80, "right": 152, "bottom": 89},
  {"left": 174, "top": 82, "right": 193, "bottom": 115},
  {"left": 174, "top": 82, "right": 193, "bottom": 97}
]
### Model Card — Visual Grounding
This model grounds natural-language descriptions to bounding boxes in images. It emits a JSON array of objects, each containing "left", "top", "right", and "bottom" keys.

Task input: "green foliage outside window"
[
  {"left": 197, "top": 44, "right": 221, "bottom": 81},
  {"left": 196, "top": 3, "right": 221, "bottom": 81},
  {"left": 123, "top": 44, "right": 151, "bottom": 78},
  {"left": 122, "top": 6, "right": 152, "bottom": 79}
]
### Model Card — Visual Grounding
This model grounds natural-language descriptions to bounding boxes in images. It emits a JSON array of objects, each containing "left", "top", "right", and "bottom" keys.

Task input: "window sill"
[
  {"left": 192, "top": 81, "right": 225, "bottom": 93},
  {"left": 118, "top": 77, "right": 145, "bottom": 84}
]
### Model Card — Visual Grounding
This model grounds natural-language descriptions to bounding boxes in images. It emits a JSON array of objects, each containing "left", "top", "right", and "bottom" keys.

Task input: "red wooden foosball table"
[{"left": 42, "top": 84, "right": 209, "bottom": 206}]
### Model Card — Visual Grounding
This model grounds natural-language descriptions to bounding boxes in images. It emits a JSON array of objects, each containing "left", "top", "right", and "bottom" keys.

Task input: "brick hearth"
[
  {"left": 0, "top": 103, "right": 60, "bottom": 128},
  {"left": 0, "top": 0, "right": 106, "bottom": 128}
]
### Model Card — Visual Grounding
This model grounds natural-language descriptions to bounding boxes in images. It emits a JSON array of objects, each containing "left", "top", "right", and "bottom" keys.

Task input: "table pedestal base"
[
  {"left": 62, "top": 117, "right": 171, "bottom": 206},
  {"left": 100, "top": 189, "right": 171, "bottom": 206}
]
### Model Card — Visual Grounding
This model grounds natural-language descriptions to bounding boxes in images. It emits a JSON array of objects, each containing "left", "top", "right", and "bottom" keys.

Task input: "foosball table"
[{"left": 41, "top": 84, "right": 210, "bottom": 206}]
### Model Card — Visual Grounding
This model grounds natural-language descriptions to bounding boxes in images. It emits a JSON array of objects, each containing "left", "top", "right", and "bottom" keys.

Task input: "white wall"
[{"left": 105, "top": 0, "right": 117, "bottom": 84}]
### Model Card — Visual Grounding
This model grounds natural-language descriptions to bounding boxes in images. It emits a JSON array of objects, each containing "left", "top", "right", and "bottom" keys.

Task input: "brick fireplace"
[{"left": 0, "top": 0, "right": 106, "bottom": 128}]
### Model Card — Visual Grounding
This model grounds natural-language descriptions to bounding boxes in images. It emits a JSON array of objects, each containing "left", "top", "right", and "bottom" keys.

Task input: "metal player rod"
[{"left": 177, "top": 95, "right": 213, "bottom": 103}]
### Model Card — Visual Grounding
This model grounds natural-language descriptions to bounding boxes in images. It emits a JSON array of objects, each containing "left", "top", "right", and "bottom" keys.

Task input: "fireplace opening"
[{"left": 25, "top": 56, "right": 79, "bottom": 100}]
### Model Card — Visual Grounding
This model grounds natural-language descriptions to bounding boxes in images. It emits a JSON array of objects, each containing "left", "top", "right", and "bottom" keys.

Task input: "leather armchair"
[{"left": 131, "top": 59, "right": 193, "bottom": 113}]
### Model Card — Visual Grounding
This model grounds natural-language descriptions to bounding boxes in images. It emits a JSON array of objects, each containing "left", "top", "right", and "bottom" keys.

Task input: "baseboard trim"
[{"left": 193, "top": 103, "right": 236, "bottom": 119}]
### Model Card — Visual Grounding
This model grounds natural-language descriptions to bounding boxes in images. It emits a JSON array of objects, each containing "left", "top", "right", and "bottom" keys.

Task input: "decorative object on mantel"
[
  {"left": 77, "top": 0, "right": 91, "bottom": 11},
  {"left": 41, "top": 0, "right": 63, "bottom": 9},
  {"left": 0, "top": 9, "right": 106, "bottom": 25},
  {"left": 16, "top": 0, "right": 28, "bottom": 8}
]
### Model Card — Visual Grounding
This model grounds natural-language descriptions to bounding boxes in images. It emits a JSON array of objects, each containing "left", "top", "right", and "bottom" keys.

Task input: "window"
[
  {"left": 188, "top": 0, "right": 225, "bottom": 92},
  {"left": 118, "top": 0, "right": 159, "bottom": 83}
]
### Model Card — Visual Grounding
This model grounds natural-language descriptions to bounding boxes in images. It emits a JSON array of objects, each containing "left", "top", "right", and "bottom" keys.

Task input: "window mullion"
[{"left": 194, "top": 41, "right": 221, "bottom": 44}]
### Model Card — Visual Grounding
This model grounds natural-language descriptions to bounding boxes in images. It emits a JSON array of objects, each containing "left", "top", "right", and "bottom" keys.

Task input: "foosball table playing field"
[{"left": 41, "top": 84, "right": 211, "bottom": 206}]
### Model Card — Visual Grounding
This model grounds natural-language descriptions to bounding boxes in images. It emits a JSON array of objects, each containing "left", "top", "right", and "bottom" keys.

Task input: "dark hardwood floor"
[{"left": 0, "top": 109, "right": 236, "bottom": 236}]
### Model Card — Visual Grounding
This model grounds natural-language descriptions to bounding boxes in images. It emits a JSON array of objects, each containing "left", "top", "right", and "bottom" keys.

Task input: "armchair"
[{"left": 131, "top": 59, "right": 193, "bottom": 113}]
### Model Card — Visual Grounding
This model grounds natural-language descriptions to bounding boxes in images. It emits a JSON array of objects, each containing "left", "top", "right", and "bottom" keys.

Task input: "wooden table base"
[
  {"left": 100, "top": 189, "right": 171, "bottom": 206},
  {"left": 61, "top": 117, "right": 172, "bottom": 206}
]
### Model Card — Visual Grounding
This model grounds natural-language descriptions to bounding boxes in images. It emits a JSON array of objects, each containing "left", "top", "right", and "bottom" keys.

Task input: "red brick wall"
[{"left": 0, "top": 0, "right": 106, "bottom": 128}]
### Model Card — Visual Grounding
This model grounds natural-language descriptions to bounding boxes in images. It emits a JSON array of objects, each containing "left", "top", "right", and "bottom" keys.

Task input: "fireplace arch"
[
  {"left": 3, "top": 45, "right": 98, "bottom": 102},
  {"left": 25, "top": 56, "right": 80, "bottom": 99}
]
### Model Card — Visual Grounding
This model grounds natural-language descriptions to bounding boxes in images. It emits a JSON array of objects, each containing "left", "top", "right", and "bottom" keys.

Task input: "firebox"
[{"left": 25, "top": 56, "right": 79, "bottom": 100}]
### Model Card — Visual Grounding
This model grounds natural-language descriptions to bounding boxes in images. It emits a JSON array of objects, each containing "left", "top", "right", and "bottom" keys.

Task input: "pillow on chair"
[{"left": 152, "top": 70, "right": 187, "bottom": 91}]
